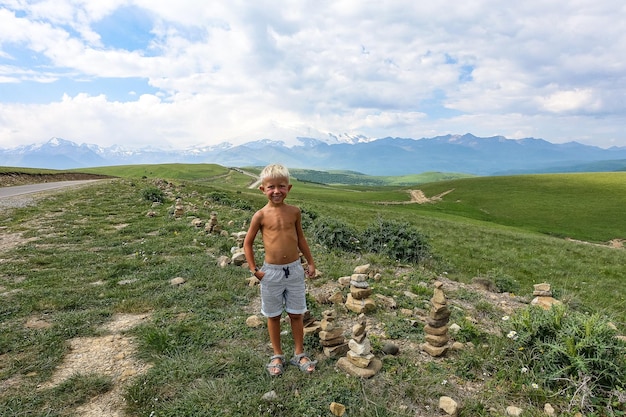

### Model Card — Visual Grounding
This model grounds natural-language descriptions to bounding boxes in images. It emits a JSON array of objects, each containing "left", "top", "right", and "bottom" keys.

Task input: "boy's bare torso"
[{"left": 257, "top": 203, "right": 302, "bottom": 264}]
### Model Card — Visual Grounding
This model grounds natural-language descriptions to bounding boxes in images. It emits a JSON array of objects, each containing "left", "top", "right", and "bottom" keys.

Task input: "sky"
[{"left": 1, "top": 1, "right": 625, "bottom": 150}]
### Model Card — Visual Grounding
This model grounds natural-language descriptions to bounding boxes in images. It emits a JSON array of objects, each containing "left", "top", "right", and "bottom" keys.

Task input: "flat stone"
[
  {"left": 170, "top": 277, "right": 186, "bottom": 286},
  {"left": 351, "top": 286, "right": 372, "bottom": 299},
  {"left": 421, "top": 343, "right": 448, "bottom": 357},
  {"left": 534, "top": 283, "right": 551, "bottom": 292},
  {"left": 531, "top": 296, "right": 562, "bottom": 310},
  {"left": 351, "top": 273, "right": 368, "bottom": 282},
  {"left": 320, "top": 328, "right": 345, "bottom": 340},
  {"left": 320, "top": 335, "right": 347, "bottom": 347},
  {"left": 348, "top": 338, "right": 371, "bottom": 355},
  {"left": 345, "top": 294, "right": 376, "bottom": 313},
  {"left": 425, "top": 333, "right": 449, "bottom": 347},
  {"left": 347, "top": 350, "right": 374, "bottom": 368},
  {"left": 324, "top": 343, "right": 349, "bottom": 357},
  {"left": 353, "top": 264, "right": 371, "bottom": 274},
  {"left": 350, "top": 280, "right": 370, "bottom": 289},
  {"left": 430, "top": 306, "right": 451, "bottom": 320},
  {"left": 336, "top": 356, "right": 382, "bottom": 378},
  {"left": 328, "top": 291, "right": 344, "bottom": 304},
  {"left": 424, "top": 324, "right": 449, "bottom": 336}
]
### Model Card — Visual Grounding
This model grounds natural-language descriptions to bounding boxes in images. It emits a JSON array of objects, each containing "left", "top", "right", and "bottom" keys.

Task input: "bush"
[
  {"left": 495, "top": 304, "right": 626, "bottom": 414},
  {"left": 360, "top": 218, "right": 430, "bottom": 263},
  {"left": 141, "top": 187, "right": 165, "bottom": 203},
  {"left": 309, "top": 217, "right": 360, "bottom": 251}
]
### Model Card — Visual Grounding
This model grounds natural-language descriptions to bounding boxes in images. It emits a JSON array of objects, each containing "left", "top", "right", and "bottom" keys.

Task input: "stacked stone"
[
  {"left": 302, "top": 310, "right": 322, "bottom": 336},
  {"left": 421, "top": 281, "right": 450, "bottom": 357},
  {"left": 318, "top": 310, "right": 349, "bottom": 357},
  {"left": 205, "top": 211, "right": 221, "bottom": 234},
  {"left": 531, "top": 282, "right": 562, "bottom": 310},
  {"left": 174, "top": 197, "right": 184, "bottom": 217},
  {"left": 345, "top": 265, "right": 376, "bottom": 314},
  {"left": 336, "top": 314, "right": 382, "bottom": 378}
]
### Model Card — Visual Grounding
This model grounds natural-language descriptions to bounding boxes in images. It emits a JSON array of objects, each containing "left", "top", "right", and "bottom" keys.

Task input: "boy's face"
[{"left": 260, "top": 176, "right": 292, "bottom": 204}]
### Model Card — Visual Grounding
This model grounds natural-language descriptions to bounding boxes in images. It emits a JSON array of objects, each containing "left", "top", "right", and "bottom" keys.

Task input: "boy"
[{"left": 243, "top": 164, "right": 317, "bottom": 376}]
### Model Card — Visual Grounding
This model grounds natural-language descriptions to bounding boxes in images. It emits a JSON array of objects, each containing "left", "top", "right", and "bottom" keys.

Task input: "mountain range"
[{"left": 1, "top": 134, "right": 626, "bottom": 176}]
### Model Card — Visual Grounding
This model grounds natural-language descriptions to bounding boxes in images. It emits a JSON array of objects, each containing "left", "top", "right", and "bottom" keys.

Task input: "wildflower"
[
  {"left": 521, "top": 367, "right": 528, "bottom": 373},
  {"left": 507, "top": 330, "right": 518, "bottom": 340},
  {"left": 441, "top": 380, "right": 448, "bottom": 385},
  {"left": 531, "top": 383, "right": 539, "bottom": 389},
  {"left": 502, "top": 315, "right": 510, "bottom": 321}
]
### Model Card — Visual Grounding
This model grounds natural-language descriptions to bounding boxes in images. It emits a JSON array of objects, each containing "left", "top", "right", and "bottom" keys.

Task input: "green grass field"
[{"left": 1, "top": 165, "right": 625, "bottom": 416}]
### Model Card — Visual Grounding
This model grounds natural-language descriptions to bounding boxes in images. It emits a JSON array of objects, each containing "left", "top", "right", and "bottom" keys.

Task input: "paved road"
[{"left": 0, "top": 180, "right": 101, "bottom": 198}]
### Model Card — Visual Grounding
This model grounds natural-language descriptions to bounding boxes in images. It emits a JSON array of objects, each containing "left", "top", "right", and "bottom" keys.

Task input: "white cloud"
[{"left": 0, "top": 0, "right": 625, "bottom": 150}]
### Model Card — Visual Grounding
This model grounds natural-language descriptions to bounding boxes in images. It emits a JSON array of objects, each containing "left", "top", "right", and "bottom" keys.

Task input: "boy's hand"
[{"left": 305, "top": 266, "right": 316, "bottom": 279}]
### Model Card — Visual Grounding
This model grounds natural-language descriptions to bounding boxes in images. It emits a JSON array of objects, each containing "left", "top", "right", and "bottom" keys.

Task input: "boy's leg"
[
  {"left": 288, "top": 312, "right": 315, "bottom": 373},
  {"left": 267, "top": 315, "right": 283, "bottom": 375}
]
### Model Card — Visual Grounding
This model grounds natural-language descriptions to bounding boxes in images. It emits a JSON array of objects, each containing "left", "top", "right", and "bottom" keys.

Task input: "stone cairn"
[
  {"left": 336, "top": 314, "right": 382, "bottom": 378},
  {"left": 531, "top": 282, "right": 562, "bottom": 310},
  {"left": 173, "top": 197, "right": 184, "bottom": 218},
  {"left": 344, "top": 264, "right": 376, "bottom": 314},
  {"left": 318, "top": 309, "right": 349, "bottom": 357},
  {"left": 205, "top": 211, "right": 221, "bottom": 234},
  {"left": 421, "top": 281, "right": 451, "bottom": 357}
]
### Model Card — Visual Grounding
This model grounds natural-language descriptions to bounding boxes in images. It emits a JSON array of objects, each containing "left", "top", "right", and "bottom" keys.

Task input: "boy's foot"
[
  {"left": 266, "top": 354, "right": 285, "bottom": 376},
  {"left": 290, "top": 352, "right": 317, "bottom": 374}
]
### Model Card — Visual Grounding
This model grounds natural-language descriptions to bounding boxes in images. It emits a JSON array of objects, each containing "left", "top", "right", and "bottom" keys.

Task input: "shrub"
[
  {"left": 360, "top": 218, "right": 430, "bottom": 263},
  {"left": 309, "top": 217, "right": 360, "bottom": 251},
  {"left": 495, "top": 304, "right": 626, "bottom": 414},
  {"left": 141, "top": 187, "right": 165, "bottom": 203}
]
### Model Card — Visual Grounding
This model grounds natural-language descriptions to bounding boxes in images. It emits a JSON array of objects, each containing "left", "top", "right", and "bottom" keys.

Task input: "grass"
[{"left": 1, "top": 166, "right": 625, "bottom": 416}]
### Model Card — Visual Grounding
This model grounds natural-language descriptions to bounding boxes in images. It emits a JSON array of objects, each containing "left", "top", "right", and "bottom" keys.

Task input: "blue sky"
[{"left": 1, "top": 1, "right": 625, "bottom": 150}]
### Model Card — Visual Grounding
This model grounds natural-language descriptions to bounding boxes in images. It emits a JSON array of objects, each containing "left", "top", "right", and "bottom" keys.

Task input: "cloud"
[{"left": 0, "top": 0, "right": 625, "bottom": 150}]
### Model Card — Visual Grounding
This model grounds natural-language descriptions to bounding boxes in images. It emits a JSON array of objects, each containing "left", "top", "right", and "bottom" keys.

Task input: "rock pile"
[
  {"left": 345, "top": 265, "right": 376, "bottom": 314},
  {"left": 205, "top": 211, "right": 221, "bottom": 234},
  {"left": 336, "top": 314, "right": 382, "bottom": 378},
  {"left": 173, "top": 197, "right": 184, "bottom": 217},
  {"left": 318, "top": 310, "right": 348, "bottom": 357},
  {"left": 530, "top": 282, "right": 562, "bottom": 310},
  {"left": 421, "top": 281, "right": 451, "bottom": 357},
  {"left": 302, "top": 310, "right": 321, "bottom": 336}
]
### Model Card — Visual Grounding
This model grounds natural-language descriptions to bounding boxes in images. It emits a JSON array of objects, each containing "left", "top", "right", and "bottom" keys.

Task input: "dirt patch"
[
  {"left": 39, "top": 313, "right": 152, "bottom": 417},
  {"left": 377, "top": 189, "right": 455, "bottom": 205}
]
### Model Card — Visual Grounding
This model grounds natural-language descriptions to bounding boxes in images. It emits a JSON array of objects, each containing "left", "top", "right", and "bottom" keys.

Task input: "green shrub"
[
  {"left": 141, "top": 187, "right": 165, "bottom": 203},
  {"left": 309, "top": 217, "right": 360, "bottom": 251},
  {"left": 495, "top": 304, "right": 626, "bottom": 414},
  {"left": 360, "top": 218, "right": 430, "bottom": 263}
]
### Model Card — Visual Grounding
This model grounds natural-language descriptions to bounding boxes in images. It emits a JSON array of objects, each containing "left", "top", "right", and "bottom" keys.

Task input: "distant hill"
[{"left": 2, "top": 134, "right": 626, "bottom": 176}]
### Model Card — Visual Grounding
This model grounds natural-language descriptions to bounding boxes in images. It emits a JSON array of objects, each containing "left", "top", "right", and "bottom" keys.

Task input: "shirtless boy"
[{"left": 243, "top": 164, "right": 317, "bottom": 376}]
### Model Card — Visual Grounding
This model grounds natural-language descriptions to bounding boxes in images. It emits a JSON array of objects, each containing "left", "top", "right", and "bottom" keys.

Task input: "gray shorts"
[{"left": 259, "top": 259, "right": 307, "bottom": 317}]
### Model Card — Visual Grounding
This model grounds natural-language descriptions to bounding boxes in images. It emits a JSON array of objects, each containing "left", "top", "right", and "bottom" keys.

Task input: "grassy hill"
[{"left": 1, "top": 164, "right": 625, "bottom": 416}]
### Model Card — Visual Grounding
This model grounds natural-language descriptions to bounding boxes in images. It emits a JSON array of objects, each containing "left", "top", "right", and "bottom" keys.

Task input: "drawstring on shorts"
[{"left": 283, "top": 267, "right": 290, "bottom": 278}]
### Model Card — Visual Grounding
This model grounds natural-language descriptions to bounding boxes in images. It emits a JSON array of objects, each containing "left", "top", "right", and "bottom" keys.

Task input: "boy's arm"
[
  {"left": 295, "top": 209, "right": 316, "bottom": 278},
  {"left": 243, "top": 213, "right": 262, "bottom": 276}
]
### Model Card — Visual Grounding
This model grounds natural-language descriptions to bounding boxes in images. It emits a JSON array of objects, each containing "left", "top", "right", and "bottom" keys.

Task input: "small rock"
[
  {"left": 505, "top": 405, "right": 523, "bottom": 416},
  {"left": 330, "top": 401, "right": 346, "bottom": 416},
  {"left": 382, "top": 342, "right": 399, "bottom": 355},
  {"left": 353, "top": 264, "right": 371, "bottom": 274},
  {"left": 262, "top": 390, "right": 277, "bottom": 402},
  {"left": 439, "top": 396, "right": 458, "bottom": 417},
  {"left": 170, "top": 277, "right": 186, "bottom": 286},
  {"left": 245, "top": 315, "right": 264, "bottom": 328},
  {"left": 544, "top": 403, "right": 555, "bottom": 416}
]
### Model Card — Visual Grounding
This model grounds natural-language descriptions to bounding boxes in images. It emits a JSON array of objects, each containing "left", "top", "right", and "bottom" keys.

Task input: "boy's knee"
[{"left": 287, "top": 313, "right": 303, "bottom": 320}]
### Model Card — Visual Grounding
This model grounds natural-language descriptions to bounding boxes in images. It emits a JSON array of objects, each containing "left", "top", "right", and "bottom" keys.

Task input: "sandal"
[
  {"left": 289, "top": 352, "right": 317, "bottom": 374},
  {"left": 266, "top": 354, "right": 285, "bottom": 376}
]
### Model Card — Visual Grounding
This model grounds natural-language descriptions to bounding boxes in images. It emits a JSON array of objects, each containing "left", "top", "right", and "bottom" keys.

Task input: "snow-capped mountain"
[{"left": 1, "top": 134, "right": 625, "bottom": 175}]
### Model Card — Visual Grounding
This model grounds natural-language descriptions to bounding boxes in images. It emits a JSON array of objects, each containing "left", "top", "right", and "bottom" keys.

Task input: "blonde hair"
[{"left": 260, "top": 164, "right": 290, "bottom": 183}]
